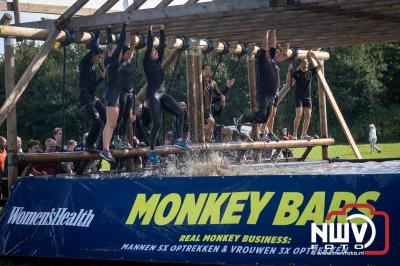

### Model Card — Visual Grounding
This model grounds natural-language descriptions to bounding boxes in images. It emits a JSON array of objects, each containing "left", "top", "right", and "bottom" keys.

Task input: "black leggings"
[
  {"left": 241, "top": 95, "right": 274, "bottom": 124},
  {"left": 80, "top": 96, "right": 106, "bottom": 147},
  {"left": 117, "top": 92, "right": 133, "bottom": 136},
  {"left": 147, "top": 93, "right": 184, "bottom": 150}
]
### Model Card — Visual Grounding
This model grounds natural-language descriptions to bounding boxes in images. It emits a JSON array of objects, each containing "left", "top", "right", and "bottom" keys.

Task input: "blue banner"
[{"left": 0, "top": 174, "right": 399, "bottom": 265}]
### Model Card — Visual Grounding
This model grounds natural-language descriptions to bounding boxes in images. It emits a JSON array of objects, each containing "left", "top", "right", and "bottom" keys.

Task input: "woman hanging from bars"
[
  {"left": 78, "top": 31, "right": 107, "bottom": 153},
  {"left": 100, "top": 23, "right": 133, "bottom": 163},
  {"left": 144, "top": 24, "right": 189, "bottom": 166},
  {"left": 104, "top": 26, "right": 135, "bottom": 150}
]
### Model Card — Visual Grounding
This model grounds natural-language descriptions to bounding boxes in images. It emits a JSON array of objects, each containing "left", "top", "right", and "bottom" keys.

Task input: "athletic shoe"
[
  {"left": 174, "top": 140, "right": 189, "bottom": 150},
  {"left": 120, "top": 136, "right": 133, "bottom": 149},
  {"left": 267, "top": 132, "right": 279, "bottom": 142},
  {"left": 148, "top": 151, "right": 160, "bottom": 166},
  {"left": 234, "top": 115, "right": 244, "bottom": 133},
  {"left": 99, "top": 150, "right": 116, "bottom": 163},
  {"left": 293, "top": 134, "right": 298, "bottom": 140},
  {"left": 111, "top": 138, "right": 124, "bottom": 150},
  {"left": 302, "top": 135, "right": 313, "bottom": 140}
]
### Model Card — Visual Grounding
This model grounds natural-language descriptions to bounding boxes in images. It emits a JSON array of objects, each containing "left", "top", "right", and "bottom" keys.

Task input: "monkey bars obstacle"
[{"left": 1, "top": 0, "right": 398, "bottom": 185}]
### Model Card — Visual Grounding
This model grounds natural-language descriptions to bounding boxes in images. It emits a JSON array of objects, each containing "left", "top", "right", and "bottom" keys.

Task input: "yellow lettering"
[{"left": 125, "top": 194, "right": 161, "bottom": 225}]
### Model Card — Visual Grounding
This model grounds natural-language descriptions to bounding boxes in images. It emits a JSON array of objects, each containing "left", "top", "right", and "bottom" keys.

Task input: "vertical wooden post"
[
  {"left": 5, "top": 37, "right": 18, "bottom": 190},
  {"left": 318, "top": 60, "right": 329, "bottom": 160},
  {"left": 247, "top": 54, "right": 261, "bottom": 162},
  {"left": 186, "top": 48, "right": 204, "bottom": 143}
]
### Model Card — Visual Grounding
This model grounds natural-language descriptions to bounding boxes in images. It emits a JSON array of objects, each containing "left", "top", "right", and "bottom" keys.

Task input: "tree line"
[{"left": 0, "top": 41, "right": 399, "bottom": 149}]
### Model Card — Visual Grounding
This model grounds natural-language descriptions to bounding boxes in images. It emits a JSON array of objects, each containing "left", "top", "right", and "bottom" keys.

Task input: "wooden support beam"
[
  {"left": 0, "top": 0, "right": 89, "bottom": 127},
  {"left": 135, "top": 49, "right": 181, "bottom": 103},
  {"left": 4, "top": 35, "right": 18, "bottom": 191},
  {"left": 0, "top": 13, "right": 13, "bottom": 25},
  {"left": 12, "top": 0, "right": 20, "bottom": 25},
  {"left": 55, "top": 0, "right": 90, "bottom": 29},
  {"left": 277, "top": 83, "right": 291, "bottom": 106},
  {"left": 63, "top": 0, "right": 276, "bottom": 30},
  {"left": 157, "top": 0, "right": 175, "bottom": 8},
  {"left": 246, "top": 54, "right": 261, "bottom": 163},
  {"left": 0, "top": 2, "right": 97, "bottom": 16},
  {"left": 126, "top": 0, "right": 147, "bottom": 12},
  {"left": 185, "top": 0, "right": 200, "bottom": 5},
  {"left": 18, "top": 138, "right": 336, "bottom": 164},
  {"left": 300, "top": 146, "right": 313, "bottom": 161},
  {"left": 318, "top": 60, "right": 329, "bottom": 160},
  {"left": 94, "top": 0, "right": 120, "bottom": 15},
  {"left": 316, "top": 69, "right": 362, "bottom": 159},
  {"left": 0, "top": 25, "right": 67, "bottom": 42},
  {"left": 185, "top": 48, "right": 204, "bottom": 143},
  {"left": 0, "top": 30, "right": 60, "bottom": 128}
]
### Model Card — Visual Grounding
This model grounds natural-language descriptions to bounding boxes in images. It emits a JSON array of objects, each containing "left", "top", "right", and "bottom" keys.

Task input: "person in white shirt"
[{"left": 369, "top": 124, "right": 382, "bottom": 154}]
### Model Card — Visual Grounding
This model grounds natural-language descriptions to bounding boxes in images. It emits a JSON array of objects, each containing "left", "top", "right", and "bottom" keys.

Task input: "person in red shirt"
[
  {"left": 35, "top": 138, "right": 61, "bottom": 176},
  {"left": 0, "top": 136, "right": 7, "bottom": 176}
]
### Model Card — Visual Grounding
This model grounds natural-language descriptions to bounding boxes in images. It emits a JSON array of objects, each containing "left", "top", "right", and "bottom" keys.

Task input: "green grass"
[{"left": 293, "top": 142, "right": 400, "bottom": 161}]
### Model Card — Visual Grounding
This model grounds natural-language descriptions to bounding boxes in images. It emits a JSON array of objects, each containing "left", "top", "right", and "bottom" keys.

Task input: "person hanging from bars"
[
  {"left": 260, "top": 56, "right": 292, "bottom": 142},
  {"left": 100, "top": 23, "right": 132, "bottom": 163},
  {"left": 78, "top": 30, "right": 107, "bottom": 153},
  {"left": 235, "top": 29, "right": 290, "bottom": 134},
  {"left": 104, "top": 26, "right": 135, "bottom": 150},
  {"left": 202, "top": 64, "right": 235, "bottom": 142},
  {"left": 291, "top": 50, "right": 323, "bottom": 140},
  {"left": 144, "top": 24, "right": 189, "bottom": 166}
]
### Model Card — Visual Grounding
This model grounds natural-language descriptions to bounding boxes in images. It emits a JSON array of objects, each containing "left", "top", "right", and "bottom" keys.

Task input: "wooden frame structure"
[{"left": 1, "top": 0, "right": 399, "bottom": 190}]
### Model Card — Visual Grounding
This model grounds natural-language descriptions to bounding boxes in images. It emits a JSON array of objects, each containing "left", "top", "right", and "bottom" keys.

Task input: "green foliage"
[{"left": 0, "top": 41, "right": 399, "bottom": 149}]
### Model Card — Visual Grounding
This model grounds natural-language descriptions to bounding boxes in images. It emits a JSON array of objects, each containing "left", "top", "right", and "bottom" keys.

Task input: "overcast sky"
[{"left": 0, "top": 0, "right": 212, "bottom": 53}]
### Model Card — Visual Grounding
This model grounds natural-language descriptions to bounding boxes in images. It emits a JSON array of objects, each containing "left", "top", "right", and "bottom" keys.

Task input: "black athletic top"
[
  {"left": 143, "top": 29, "right": 165, "bottom": 98},
  {"left": 292, "top": 67, "right": 317, "bottom": 98},
  {"left": 106, "top": 24, "right": 126, "bottom": 89},
  {"left": 120, "top": 61, "right": 134, "bottom": 93},
  {"left": 79, "top": 31, "right": 103, "bottom": 99},
  {"left": 256, "top": 48, "right": 280, "bottom": 97}
]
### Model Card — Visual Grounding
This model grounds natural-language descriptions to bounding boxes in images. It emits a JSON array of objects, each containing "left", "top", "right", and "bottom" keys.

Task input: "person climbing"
[
  {"left": 78, "top": 31, "right": 107, "bottom": 152},
  {"left": 202, "top": 63, "right": 235, "bottom": 142},
  {"left": 143, "top": 24, "right": 189, "bottom": 166},
  {"left": 235, "top": 29, "right": 289, "bottom": 133},
  {"left": 104, "top": 26, "right": 135, "bottom": 150},
  {"left": 100, "top": 23, "right": 131, "bottom": 163}
]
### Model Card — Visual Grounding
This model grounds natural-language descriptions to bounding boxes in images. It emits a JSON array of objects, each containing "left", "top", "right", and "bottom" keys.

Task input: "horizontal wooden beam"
[
  {"left": 0, "top": 2, "right": 97, "bottom": 16},
  {"left": 10, "top": 0, "right": 400, "bottom": 48},
  {"left": 18, "top": 138, "right": 335, "bottom": 164}
]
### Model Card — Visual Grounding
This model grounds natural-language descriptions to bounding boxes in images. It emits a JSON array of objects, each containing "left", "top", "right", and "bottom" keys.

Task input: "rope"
[
  {"left": 61, "top": 46, "right": 66, "bottom": 150},
  {"left": 167, "top": 51, "right": 182, "bottom": 92},
  {"left": 218, "top": 55, "right": 242, "bottom": 126}
]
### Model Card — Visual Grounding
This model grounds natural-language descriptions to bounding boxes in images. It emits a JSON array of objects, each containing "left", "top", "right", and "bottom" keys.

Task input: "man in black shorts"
[
  {"left": 236, "top": 29, "right": 289, "bottom": 134},
  {"left": 261, "top": 62, "right": 292, "bottom": 142},
  {"left": 291, "top": 51, "right": 323, "bottom": 140}
]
